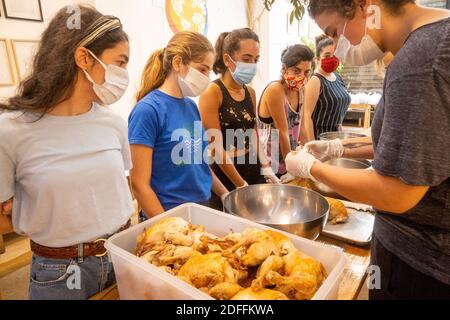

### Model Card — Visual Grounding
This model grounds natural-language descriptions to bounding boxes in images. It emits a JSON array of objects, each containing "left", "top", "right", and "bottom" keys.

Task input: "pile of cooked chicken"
[{"left": 135, "top": 217, "right": 327, "bottom": 300}]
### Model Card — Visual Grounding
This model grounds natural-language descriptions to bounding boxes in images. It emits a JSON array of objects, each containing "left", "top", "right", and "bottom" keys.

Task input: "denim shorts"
[{"left": 29, "top": 253, "right": 116, "bottom": 300}]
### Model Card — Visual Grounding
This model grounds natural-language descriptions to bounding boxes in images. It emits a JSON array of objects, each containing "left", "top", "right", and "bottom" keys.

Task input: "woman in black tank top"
[
  {"left": 199, "top": 28, "right": 279, "bottom": 193},
  {"left": 301, "top": 36, "right": 351, "bottom": 143}
]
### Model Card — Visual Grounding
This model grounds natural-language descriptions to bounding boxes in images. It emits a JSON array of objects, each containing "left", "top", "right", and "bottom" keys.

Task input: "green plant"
[{"left": 263, "top": 0, "right": 307, "bottom": 24}]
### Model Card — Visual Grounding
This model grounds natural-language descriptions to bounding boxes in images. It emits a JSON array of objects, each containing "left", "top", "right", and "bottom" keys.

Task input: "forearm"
[
  {"left": 310, "top": 163, "right": 428, "bottom": 214},
  {"left": 341, "top": 136, "right": 374, "bottom": 160},
  {"left": 211, "top": 169, "right": 228, "bottom": 197},
  {"left": 253, "top": 129, "right": 271, "bottom": 168},
  {"left": 214, "top": 146, "right": 246, "bottom": 187},
  {"left": 280, "top": 132, "right": 293, "bottom": 161},
  {"left": 0, "top": 215, "right": 13, "bottom": 235},
  {"left": 343, "top": 145, "right": 374, "bottom": 160},
  {"left": 303, "top": 117, "right": 315, "bottom": 143},
  {"left": 133, "top": 185, "right": 165, "bottom": 218},
  {"left": 217, "top": 162, "right": 246, "bottom": 187}
]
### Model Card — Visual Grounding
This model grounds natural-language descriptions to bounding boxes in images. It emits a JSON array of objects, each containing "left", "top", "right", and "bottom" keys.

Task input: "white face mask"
[
  {"left": 178, "top": 66, "right": 210, "bottom": 97},
  {"left": 83, "top": 50, "right": 129, "bottom": 106},
  {"left": 334, "top": 21, "right": 385, "bottom": 66}
]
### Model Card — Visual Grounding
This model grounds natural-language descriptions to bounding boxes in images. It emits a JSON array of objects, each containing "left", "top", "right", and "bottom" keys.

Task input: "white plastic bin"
[{"left": 105, "top": 203, "right": 346, "bottom": 300}]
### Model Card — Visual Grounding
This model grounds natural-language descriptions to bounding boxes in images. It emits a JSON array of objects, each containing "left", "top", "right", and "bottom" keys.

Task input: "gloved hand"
[
  {"left": 285, "top": 148, "right": 320, "bottom": 180},
  {"left": 304, "top": 139, "right": 344, "bottom": 162},
  {"left": 280, "top": 172, "right": 296, "bottom": 184},
  {"left": 220, "top": 192, "right": 230, "bottom": 203},
  {"left": 261, "top": 166, "right": 281, "bottom": 184},
  {"left": 237, "top": 181, "right": 249, "bottom": 189}
]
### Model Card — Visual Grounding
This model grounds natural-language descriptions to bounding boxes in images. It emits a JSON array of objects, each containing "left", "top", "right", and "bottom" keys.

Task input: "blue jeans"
[{"left": 29, "top": 254, "right": 115, "bottom": 300}]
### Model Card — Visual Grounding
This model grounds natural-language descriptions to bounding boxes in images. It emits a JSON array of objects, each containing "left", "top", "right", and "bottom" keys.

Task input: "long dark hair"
[
  {"left": 213, "top": 28, "right": 259, "bottom": 75},
  {"left": 281, "top": 44, "right": 315, "bottom": 79},
  {"left": 0, "top": 5, "right": 128, "bottom": 117},
  {"left": 315, "top": 34, "right": 334, "bottom": 57}
]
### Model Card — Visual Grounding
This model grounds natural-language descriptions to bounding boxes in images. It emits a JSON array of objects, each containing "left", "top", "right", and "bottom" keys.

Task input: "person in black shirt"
[{"left": 199, "top": 28, "right": 280, "bottom": 193}]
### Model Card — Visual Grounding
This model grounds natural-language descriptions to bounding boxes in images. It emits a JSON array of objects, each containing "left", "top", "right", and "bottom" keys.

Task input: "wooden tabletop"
[{"left": 91, "top": 236, "right": 370, "bottom": 301}]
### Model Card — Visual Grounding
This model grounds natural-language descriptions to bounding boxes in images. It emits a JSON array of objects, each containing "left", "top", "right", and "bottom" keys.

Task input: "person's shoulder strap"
[{"left": 213, "top": 79, "right": 227, "bottom": 94}]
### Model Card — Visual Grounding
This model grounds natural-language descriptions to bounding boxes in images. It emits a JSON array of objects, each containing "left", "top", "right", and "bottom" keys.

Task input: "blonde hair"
[{"left": 136, "top": 31, "right": 214, "bottom": 102}]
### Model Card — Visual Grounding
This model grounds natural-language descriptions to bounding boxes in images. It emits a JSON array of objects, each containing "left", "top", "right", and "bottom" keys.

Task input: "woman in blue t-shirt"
[{"left": 129, "top": 32, "right": 228, "bottom": 218}]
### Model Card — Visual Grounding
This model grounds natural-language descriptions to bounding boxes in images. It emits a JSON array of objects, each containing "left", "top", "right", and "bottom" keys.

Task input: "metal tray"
[{"left": 322, "top": 201, "right": 375, "bottom": 247}]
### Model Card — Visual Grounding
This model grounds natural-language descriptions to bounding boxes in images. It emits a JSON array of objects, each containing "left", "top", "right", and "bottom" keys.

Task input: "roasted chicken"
[
  {"left": 252, "top": 250, "right": 327, "bottom": 300},
  {"left": 231, "top": 288, "right": 289, "bottom": 300},
  {"left": 289, "top": 179, "right": 349, "bottom": 224},
  {"left": 135, "top": 218, "right": 328, "bottom": 300},
  {"left": 325, "top": 197, "right": 349, "bottom": 224}
]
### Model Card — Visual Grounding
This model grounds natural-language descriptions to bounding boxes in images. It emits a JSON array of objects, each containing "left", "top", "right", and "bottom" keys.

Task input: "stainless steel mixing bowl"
[
  {"left": 319, "top": 131, "right": 367, "bottom": 141},
  {"left": 313, "top": 158, "right": 372, "bottom": 199},
  {"left": 223, "top": 184, "right": 330, "bottom": 240}
]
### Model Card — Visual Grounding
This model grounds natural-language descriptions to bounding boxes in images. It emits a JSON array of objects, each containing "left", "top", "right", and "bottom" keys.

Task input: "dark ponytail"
[
  {"left": 213, "top": 28, "right": 260, "bottom": 75},
  {"left": 213, "top": 32, "right": 230, "bottom": 75}
]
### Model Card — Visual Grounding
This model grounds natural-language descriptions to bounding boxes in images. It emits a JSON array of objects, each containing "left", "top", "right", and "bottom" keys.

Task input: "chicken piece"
[
  {"left": 325, "top": 197, "right": 349, "bottom": 224},
  {"left": 209, "top": 283, "right": 243, "bottom": 300},
  {"left": 140, "top": 243, "right": 200, "bottom": 270},
  {"left": 231, "top": 288, "right": 289, "bottom": 300},
  {"left": 193, "top": 232, "right": 240, "bottom": 254},
  {"left": 289, "top": 178, "right": 317, "bottom": 190},
  {"left": 264, "top": 230, "right": 296, "bottom": 255},
  {"left": 135, "top": 217, "right": 191, "bottom": 256},
  {"left": 251, "top": 255, "right": 284, "bottom": 290},
  {"left": 177, "top": 253, "right": 238, "bottom": 289},
  {"left": 156, "top": 246, "right": 200, "bottom": 267},
  {"left": 288, "top": 180, "right": 349, "bottom": 224},
  {"left": 229, "top": 228, "right": 278, "bottom": 267},
  {"left": 264, "top": 250, "right": 327, "bottom": 300}
]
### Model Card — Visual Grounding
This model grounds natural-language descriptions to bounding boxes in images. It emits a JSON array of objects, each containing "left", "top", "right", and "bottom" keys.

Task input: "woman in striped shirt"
[{"left": 300, "top": 35, "right": 351, "bottom": 142}]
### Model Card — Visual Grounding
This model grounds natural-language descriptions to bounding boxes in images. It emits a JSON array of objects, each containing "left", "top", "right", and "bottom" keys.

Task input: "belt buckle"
[{"left": 93, "top": 238, "right": 108, "bottom": 257}]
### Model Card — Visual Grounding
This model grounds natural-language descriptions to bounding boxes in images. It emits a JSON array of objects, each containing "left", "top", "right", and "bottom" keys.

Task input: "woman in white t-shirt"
[{"left": 0, "top": 6, "right": 134, "bottom": 300}]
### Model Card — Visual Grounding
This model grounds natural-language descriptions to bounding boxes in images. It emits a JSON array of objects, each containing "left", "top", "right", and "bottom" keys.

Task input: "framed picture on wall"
[
  {"left": 0, "top": 39, "right": 15, "bottom": 86},
  {"left": 2, "top": 0, "right": 43, "bottom": 22},
  {"left": 11, "top": 39, "right": 39, "bottom": 81}
]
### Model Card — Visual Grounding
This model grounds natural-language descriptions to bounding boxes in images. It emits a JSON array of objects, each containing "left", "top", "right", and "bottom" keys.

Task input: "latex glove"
[
  {"left": 1, "top": 198, "right": 13, "bottom": 216},
  {"left": 261, "top": 167, "right": 281, "bottom": 185},
  {"left": 280, "top": 172, "right": 296, "bottom": 184},
  {"left": 237, "top": 181, "right": 249, "bottom": 189},
  {"left": 220, "top": 192, "right": 230, "bottom": 203},
  {"left": 304, "top": 139, "right": 344, "bottom": 162},
  {"left": 285, "top": 148, "right": 320, "bottom": 180}
]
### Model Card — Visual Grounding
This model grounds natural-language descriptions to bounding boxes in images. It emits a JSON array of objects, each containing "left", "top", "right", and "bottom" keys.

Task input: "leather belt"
[{"left": 30, "top": 219, "right": 131, "bottom": 260}]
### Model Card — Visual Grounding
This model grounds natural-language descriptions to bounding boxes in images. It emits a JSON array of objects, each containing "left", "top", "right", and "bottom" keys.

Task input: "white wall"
[
  {"left": 93, "top": 0, "right": 249, "bottom": 120},
  {"left": 0, "top": 0, "right": 94, "bottom": 98},
  {"left": 1, "top": 0, "right": 323, "bottom": 120},
  {"left": 0, "top": 0, "right": 249, "bottom": 119},
  {"left": 249, "top": 0, "right": 322, "bottom": 99}
]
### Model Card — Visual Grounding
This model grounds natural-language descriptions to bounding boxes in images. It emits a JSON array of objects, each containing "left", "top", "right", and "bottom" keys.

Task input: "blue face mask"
[{"left": 229, "top": 58, "right": 257, "bottom": 86}]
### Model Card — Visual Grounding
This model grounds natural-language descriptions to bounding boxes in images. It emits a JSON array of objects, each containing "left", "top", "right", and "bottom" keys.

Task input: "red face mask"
[
  {"left": 321, "top": 56, "right": 340, "bottom": 73},
  {"left": 284, "top": 74, "right": 306, "bottom": 90}
]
